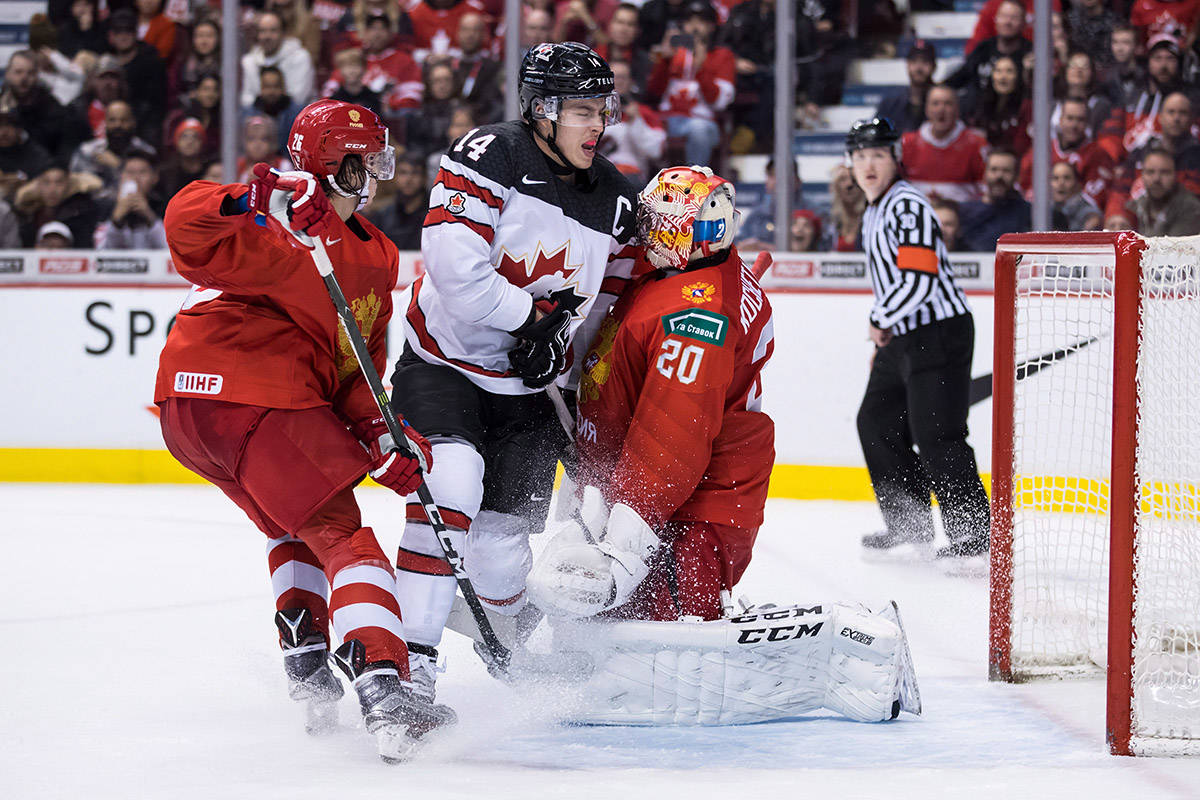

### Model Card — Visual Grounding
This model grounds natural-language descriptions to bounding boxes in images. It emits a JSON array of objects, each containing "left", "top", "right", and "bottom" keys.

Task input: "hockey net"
[{"left": 990, "top": 232, "right": 1200, "bottom": 757}]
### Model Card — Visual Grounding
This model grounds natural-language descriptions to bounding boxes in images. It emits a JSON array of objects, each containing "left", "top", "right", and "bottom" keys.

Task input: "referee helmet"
[{"left": 845, "top": 117, "right": 902, "bottom": 164}]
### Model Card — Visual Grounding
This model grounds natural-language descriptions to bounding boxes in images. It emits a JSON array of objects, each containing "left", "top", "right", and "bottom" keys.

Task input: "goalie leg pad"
[
  {"left": 823, "top": 603, "right": 912, "bottom": 722},
  {"left": 550, "top": 601, "right": 918, "bottom": 725},
  {"left": 395, "top": 438, "right": 483, "bottom": 646}
]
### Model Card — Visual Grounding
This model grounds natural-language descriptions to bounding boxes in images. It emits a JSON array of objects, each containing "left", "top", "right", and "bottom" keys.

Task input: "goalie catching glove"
[
  {"left": 528, "top": 486, "right": 661, "bottom": 617},
  {"left": 353, "top": 416, "right": 432, "bottom": 497}
]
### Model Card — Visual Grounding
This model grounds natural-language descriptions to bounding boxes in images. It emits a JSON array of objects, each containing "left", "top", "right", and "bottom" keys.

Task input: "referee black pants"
[{"left": 856, "top": 313, "right": 990, "bottom": 545}]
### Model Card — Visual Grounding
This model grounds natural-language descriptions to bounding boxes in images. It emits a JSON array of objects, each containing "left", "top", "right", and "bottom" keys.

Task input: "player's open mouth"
[{"left": 582, "top": 140, "right": 597, "bottom": 153}]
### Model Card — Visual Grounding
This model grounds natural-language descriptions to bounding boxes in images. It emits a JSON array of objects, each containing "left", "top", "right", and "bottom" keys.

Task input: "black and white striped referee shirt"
[{"left": 861, "top": 179, "right": 970, "bottom": 336}]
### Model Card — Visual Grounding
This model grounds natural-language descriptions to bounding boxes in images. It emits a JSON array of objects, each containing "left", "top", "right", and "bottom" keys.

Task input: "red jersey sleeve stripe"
[
  {"left": 437, "top": 170, "right": 504, "bottom": 210},
  {"left": 423, "top": 206, "right": 495, "bottom": 244},
  {"left": 897, "top": 246, "right": 939, "bottom": 274}
]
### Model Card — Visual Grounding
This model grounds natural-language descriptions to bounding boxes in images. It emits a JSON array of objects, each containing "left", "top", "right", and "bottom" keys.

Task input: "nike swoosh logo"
[
  {"left": 324, "top": 236, "right": 341, "bottom": 246},
  {"left": 521, "top": 175, "right": 547, "bottom": 185},
  {"left": 968, "top": 336, "right": 1100, "bottom": 406}
]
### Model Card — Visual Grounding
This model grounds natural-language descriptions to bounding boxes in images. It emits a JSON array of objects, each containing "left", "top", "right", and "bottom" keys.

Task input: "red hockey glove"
[
  {"left": 247, "top": 163, "right": 337, "bottom": 238},
  {"left": 245, "top": 162, "right": 280, "bottom": 214},
  {"left": 508, "top": 301, "right": 572, "bottom": 389},
  {"left": 355, "top": 416, "right": 433, "bottom": 496}
]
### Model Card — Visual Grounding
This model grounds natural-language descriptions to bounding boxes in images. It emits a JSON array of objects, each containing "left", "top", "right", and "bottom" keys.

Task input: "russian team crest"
[{"left": 682, "top": 281, "right": 716, "bottom": 304}]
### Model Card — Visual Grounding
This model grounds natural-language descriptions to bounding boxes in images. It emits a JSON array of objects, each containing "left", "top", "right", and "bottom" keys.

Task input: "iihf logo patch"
[{"left": 446, "top": 193, "right": 466, "bottom": 214}]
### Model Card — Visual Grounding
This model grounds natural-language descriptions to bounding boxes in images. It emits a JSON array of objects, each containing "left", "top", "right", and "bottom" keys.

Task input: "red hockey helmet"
[{"left": 287, "top": 99, "right": 394, "bottom": 191}]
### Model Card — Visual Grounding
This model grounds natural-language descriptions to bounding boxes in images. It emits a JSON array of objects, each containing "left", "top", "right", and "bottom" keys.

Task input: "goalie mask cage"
[{"left": 989, "top": 231, "right": 1200, "bottom": 757}]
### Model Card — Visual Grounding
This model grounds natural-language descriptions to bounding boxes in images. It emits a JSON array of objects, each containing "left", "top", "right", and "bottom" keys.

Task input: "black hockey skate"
[
  {"left": 333, "top": 639, "right": 457, "bottom": 764},
  {"left": 275, "top": 609, "right": 344, "bottom": 735},
  {"left": 935, "top": 536, "right": 989, "bottom": 559}
]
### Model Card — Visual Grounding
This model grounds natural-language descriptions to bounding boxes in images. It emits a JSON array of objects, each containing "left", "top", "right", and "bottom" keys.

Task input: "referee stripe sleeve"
[{"left": 873, "top": 272, "right": 935, "bottom": 330}]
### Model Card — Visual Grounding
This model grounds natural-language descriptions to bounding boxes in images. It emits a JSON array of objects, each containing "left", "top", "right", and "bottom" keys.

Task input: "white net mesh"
[
  {"left": 1129, "top": 238, "right": 1200, "bottom": 753},
  {"left": 1003, "top": 236, "right": 1200, "bottom": 755},
  {"left": 1010, "top": 251, "right": 1115, "bottom": 677}
]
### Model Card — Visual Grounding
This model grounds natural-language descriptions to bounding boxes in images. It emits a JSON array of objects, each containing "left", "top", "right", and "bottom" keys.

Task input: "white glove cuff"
[{"left": 597, "top": 503, "right": 660, "bottom": 608}]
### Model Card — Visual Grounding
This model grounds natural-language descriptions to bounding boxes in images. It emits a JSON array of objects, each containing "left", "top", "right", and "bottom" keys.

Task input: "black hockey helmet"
[
  {"left": 518, "top": 42, "right": 619, "bottom": 125},
  {"left": 845, "top": 117, "right": 902, "bottom": 162}
]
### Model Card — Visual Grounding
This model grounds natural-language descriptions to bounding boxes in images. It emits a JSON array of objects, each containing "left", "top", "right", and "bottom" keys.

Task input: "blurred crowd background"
[{"left": 2, "top": 0, "right": 1200, "bottom": 253}]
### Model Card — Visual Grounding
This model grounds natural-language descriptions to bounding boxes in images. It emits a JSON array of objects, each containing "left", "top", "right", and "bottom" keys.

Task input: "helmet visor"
[
  {"left": 364, "top": 142, "right": 395, "bottom": 181},
  {"left": 533, "top": 92, "right": 622, "bottom": 126}
]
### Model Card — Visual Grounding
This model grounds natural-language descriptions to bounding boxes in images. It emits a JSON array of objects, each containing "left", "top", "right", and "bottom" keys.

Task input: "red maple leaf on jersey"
[{"left": 497, "top": 243, "right": 574, "bottom": 287}]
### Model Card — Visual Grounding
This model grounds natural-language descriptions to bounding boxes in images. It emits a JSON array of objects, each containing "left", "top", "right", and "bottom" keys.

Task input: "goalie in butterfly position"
[{"left": 524, "top": 166, "right": 922, "bottom": 725}]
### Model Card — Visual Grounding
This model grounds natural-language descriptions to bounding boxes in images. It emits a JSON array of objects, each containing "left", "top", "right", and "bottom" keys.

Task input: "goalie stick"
[{"left": 262, "top": 196, "right": 512, "bottom": 673}]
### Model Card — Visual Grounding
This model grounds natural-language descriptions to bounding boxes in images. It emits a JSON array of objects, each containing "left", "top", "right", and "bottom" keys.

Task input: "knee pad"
[{"left": 464, "top": 510, "right": 533, "bottom": 614}]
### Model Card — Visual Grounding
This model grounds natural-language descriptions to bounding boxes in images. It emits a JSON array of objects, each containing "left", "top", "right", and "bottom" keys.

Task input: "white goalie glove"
[{"left": 528, "top": 486, "right": 661, "bottom": 617}]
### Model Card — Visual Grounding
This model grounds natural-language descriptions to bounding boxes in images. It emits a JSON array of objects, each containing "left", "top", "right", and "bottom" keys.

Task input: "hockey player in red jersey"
[
  {"left": 154, "top": 99, "right": 454, "bottom": 762},
  {"left": 527, "top": 165, "right": 774, "bottom": 621}
]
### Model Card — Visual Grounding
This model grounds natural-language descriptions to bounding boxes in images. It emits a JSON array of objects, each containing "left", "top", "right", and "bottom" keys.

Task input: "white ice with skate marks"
[{"left": 3, "top": 486, "right": 1200, "bottom": 799}]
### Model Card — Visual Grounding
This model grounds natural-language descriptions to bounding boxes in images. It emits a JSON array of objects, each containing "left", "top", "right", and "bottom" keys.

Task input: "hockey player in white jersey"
[{"left": 387, "top": 42, "right": 638, "bottom": 699}]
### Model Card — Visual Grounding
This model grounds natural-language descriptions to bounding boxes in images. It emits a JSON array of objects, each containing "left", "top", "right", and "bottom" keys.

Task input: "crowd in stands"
[{"left": 2, "top": 0, "right": 1200, "bottom": 251}]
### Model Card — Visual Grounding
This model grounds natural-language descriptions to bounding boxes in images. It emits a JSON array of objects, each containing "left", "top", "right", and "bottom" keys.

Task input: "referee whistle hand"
[{"left": 868, "top": 323, "right": 893, "bottom": 348}]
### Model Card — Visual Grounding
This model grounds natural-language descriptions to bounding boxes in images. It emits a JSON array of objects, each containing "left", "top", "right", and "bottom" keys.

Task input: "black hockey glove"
[{"left": 508, "top": 302, "right": 572, "bottom": 389}]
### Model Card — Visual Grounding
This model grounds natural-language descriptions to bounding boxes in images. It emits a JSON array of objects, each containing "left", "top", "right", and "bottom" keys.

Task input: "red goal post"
[{"left": 990, "top": 231, "right": 1200, "bottom": 757}]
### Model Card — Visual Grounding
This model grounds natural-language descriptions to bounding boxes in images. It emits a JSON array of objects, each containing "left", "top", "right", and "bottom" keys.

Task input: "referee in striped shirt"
[{"left": 846, "top": 117, "right": 990, "bottom": 559}]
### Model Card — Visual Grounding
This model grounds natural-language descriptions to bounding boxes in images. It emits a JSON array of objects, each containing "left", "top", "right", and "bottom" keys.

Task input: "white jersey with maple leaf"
[{"left": 403, "top": 120, "right": 639, "bottom": 395}]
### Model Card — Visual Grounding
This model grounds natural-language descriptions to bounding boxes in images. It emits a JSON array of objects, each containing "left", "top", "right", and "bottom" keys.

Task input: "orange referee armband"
[{"left": 897, "top": 246, "right": 938, "bottom": 274}]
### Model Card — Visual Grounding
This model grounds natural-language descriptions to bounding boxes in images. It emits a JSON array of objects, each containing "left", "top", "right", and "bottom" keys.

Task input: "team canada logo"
[
  {"left": 446, "top": 192, "right": 466, "bottom": 214},
  {"left": 682, "top": 281, "right": 716, "bottom": 304}
]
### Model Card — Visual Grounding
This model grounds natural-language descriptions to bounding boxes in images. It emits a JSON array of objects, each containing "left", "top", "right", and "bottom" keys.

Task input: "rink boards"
[{"left": 0, "top": 250, "right": 997, "bottom": 498}]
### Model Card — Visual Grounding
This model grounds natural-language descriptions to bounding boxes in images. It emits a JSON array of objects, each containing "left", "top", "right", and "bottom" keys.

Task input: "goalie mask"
[{"left": 637, "top": 166, "right": 739, "bottom": 271}]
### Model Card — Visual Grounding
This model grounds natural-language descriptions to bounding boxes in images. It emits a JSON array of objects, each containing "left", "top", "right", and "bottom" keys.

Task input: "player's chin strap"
[{"left": 323, "top": 173, "right": 372, "bottom": 211}]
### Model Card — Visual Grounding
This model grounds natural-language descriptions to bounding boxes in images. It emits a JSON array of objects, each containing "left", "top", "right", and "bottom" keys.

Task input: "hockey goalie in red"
[
  {"left": 531, "top": 165, "right": 774, "bottom": 622},
  {"left": 526, "top": 167, "right": 922, "bottom": 726},
  {"left": 154, "top": 99, "right": 453, "bottom": 762}
]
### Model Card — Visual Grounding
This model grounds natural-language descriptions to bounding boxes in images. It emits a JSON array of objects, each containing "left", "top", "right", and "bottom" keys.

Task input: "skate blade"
[
  {"left": 880, "top": 600, "right": 922, "bottom": 716},
  {"left": 305, "top": 699, "right": 339, "bottom": 736},
  {"left": 372, "top": 722, "right": 422, "bottom": 764},
  {"left": 860, "top": 541, "right": 934, "bottom": 564}
]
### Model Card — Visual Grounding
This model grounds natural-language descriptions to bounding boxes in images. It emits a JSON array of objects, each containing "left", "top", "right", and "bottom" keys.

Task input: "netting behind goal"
[{"left": 990, "top": 232, "right": 1200, "bottom": 757}]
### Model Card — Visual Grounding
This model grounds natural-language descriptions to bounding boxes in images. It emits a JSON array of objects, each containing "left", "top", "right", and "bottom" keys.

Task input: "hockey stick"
[
  {"left": 264, "top": 204, "right": 512, "bottom": 672},
  {"left": 752, "top": 250, "right": 772, "bottom": 280}
]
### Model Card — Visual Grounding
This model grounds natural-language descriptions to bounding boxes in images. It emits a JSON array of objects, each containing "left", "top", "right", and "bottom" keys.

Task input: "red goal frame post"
[{"left": 988, "top": 231, "right": 1149, "bottom": 757}]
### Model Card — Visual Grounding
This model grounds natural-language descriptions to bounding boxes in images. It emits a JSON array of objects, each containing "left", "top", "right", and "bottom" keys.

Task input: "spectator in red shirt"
[
  {"left": 966, "top": 0, "right": 1061, "bottom": 54},
  {"left": 408, "top": 0, "right": 487, "bottom": 64},
  {"left": 901, "top": 84, "right": 988, "bottom": 203},
  {"left": 1105, "top": 91, "right": 1200, "bottom": 219},
  {"left": 1020, "top": 96, "right": 1115, "bottom": 208},
  {"left": 134, "top": 0, "right": 179, "bottom": 65},
  {"left": 1130, "top": 0, "right": 1200, "bottom": 46},
  {"left": 646, "top": 0, "right": 735, "bottom": 165},
  {"left": 1099, "top": 35, "right": 1185, "bottom": 162}
]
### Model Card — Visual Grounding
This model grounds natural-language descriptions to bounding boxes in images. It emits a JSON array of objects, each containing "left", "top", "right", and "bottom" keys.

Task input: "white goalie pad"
[{"left": 549, "top": 601, "right": 921, "bottom": 725}]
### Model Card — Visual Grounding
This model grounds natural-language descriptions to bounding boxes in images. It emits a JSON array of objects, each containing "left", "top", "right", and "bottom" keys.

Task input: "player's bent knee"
[{"left": 464, "top": 510, "right": 533, "bottom": 613}]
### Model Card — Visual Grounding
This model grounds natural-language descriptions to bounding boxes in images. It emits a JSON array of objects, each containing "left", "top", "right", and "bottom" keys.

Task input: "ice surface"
[{"left": 3, "top": 485, "right": 1199, "bottom": 799}]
